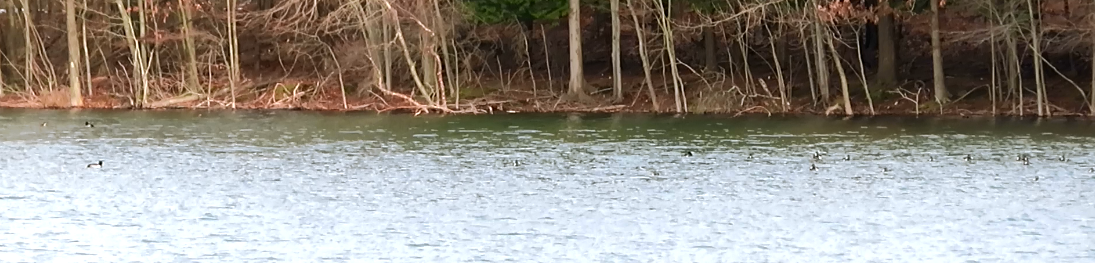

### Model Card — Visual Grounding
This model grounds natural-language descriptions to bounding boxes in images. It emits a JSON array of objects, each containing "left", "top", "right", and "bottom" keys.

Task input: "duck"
[
  {"left": 809, "top": 164, "right": 818, "bottom": 171},
  {"left": 812, "top": 151, "right": 822, "bottom": 161},
  {"left": 683, "top": 151, "right": 693, "bottom": 157},
  {"left": 1022, "top": 158, "right": 1030, "bottom": 165},
  {"left": 40, "top": 122, "right": 47, "bottom": 127},
  {"left": 85, "top": 121, "right": 94, "bottom": 128},
  {"left": 1034, "top": 176, "right": 1039, "bottom": 181},
  {"left": 842, "top": 155, "right": 851, "bottom": 161},
  {"left": 882, "top": 167, "right": 892, "bottom": 173},
  {"left": 963, "top": 154, "right": 972, "bottom": 162},
  {"left": 1058, "top": 155, "right": 1067, "bottom": 162},
  {"left": 928, "top": 156, "right": 936, "bottom": 162},
  {"left": 1015, "top": 154, "right": 1024, "bottom": 161},
  {"left": 1088, "top": 167, "right": 1094, "bottom": 173},
  {"left": 86, "top": 160, "right": 103, "bottom": 168},
  {"left": 746, "top": 153, "right": 754, "bottom": 160}
]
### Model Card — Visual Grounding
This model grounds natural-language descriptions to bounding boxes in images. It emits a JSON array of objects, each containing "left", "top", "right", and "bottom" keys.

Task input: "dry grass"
[{"left": 36, "top": 89, "right": 73, "bottom": 108}]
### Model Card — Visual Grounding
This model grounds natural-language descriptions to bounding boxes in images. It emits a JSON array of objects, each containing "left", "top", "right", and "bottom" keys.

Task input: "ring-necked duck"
[
  {"left": 809, "top": 164, "right": 818, "bottom": 171},
  {"left": 85, "top": 121, "right": 94, "bottom": 128},
  {"left": 683, "top": 151, "right": 693, "bottom": 157},
  {"left": 963, "top": 154, "right": 972, "bottom": 162},
  {"left": 86, "top": 160, "right": 103, "bottom": 168}
]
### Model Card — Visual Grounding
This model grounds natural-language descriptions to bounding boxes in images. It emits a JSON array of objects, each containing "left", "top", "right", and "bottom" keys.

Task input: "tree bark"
[
  {"left": 826, "top": 33, "right": 853, "bottom": 116},
  {"left": 626, "top": 0, "right": 659, "bottom": 111},
  {"left": 67, "top": 0, "right": 82, "bottom": 106},
  {"left": 566, "top": 0, "right": 590, "bottom": 101},
  {"left": 703, "top": 26, "right": 716, "bottom": 73},
  {"left": 930, "top": 0, "right": 948, "bottom": 104},
  {"left": 21, "top": 0, "right": 35, "bottom": 93},
  {"left": 180, "top": 0, "right": 201, "bottom": 95},
  {"left": 1025, "top": 0, "right": 1045, "bottom": 116},
  {"left": 875, "top": 11, "right": 897, "bottom": 89},
  {"left": 813, "top": 22, "right": 830, "bottom": 101},
  {"left": 419, "top": 0, "right": 438, "bottom": 103},
  {"left": 611, "top": 0, "right": 623, "bottom": 102}
]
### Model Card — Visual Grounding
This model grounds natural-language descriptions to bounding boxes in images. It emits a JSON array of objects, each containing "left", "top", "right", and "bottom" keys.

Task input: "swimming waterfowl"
[
  {"left": 812, "top": 152, "right": 822, "bottom": 161},
  {"left": 1058, "top": 155, "right": 1067, "bottom": 162},
  {"left": 86, "top": 160, "right": 102, "bottom": 168},
  {"left": 1022, "top": 159, "right": 1030, "bottom": 165},
  {"left": 683, "top": 151, "right": 693, "bottom": 157},
  {"left": 1089, "top": 167, "right": 1094, "bottom": 173},
  {"left": 85, "top": 121, "right": 94, "bottom": 128},
  {"left": 1034, "top": 176, "right": 1039, "bottom": 181},
  {"left": 40, "top": 122, "right": 47, "bottom": 127},
  {"left": 746, "top": 153, "right": 754, "bottom": 160},
  {"left": 1016, "top": 154, "right": 1024, "bottom": 161},
  {"left": 842, "top": 155, "right": 851, "bottom": 161},
  {"left": 882, "top": 167, "right": 892, "bottom": 173},
  {"left": 928, "top": 156, "right": 936, "bottom": 162},
  {"left": 809, "top": 164, "right": 818, "bottom": 171},
  {"left": 963, "top": 154, "right": 972, "bottom": 162}
]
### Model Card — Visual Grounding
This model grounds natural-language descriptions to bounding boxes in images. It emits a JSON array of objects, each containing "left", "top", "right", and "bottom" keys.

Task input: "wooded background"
[{"left": 0, "top": 0, "right": 1092, "bottom": 116}]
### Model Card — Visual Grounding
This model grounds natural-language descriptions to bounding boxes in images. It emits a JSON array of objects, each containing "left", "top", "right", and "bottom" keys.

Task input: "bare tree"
[
  {"left": 67, "top": 0, "right": 82, "bottom": 106},
  {"left": 930, "top": 0, "right": 948, "bottom": 106},
  {"left": 566, "top": 0, "right": 591, "bottom": 101},
  {"left": 611, "top": 0, "right": 623, "bottom": 102}
]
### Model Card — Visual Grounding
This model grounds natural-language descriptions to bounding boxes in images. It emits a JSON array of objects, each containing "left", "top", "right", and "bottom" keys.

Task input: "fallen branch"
[{"left": 735, "top": 106, "right": 771, "bottom": 117}]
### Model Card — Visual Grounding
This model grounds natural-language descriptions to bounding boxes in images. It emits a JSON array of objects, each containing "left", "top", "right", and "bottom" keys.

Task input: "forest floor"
[{"left": 2, "top": 69, "right": 1092, "bottom": 118}]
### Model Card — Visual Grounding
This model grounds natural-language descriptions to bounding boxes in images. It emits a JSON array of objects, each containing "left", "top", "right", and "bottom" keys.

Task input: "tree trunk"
[
  {"left": 875, "top": 11, "right": 897, "bottom": 89},
  {"left": 813, "top": 22, "right": 830, "bottom": 101},
  {"left": 1025, "top": 0, "right": 1045, "bottom": 116},
  {"left": 1005, "top": 31, "right": 1019, "bottom": 100},
  {"left": 703, "top": 26, "right": 716, "bottom": 73},
  {"left": 226, "top": 0, "right": 239, "bottom": 108},
  {"left": 21, "top": 0, "right": 35, "bottom": 93},
  {"left": 826, "top": 33, "right": 853, "bottom": 116},
  {"left": 67, "top": 0, "right": 82, "bottom": 106},
  {"left": 566, "top": 0, "right": 590, "bottom": 101},
  {"left": 180, "top": 0, "right": 201, "bottom": 95},
  {"left": 0, "top": 0, "right": 8, "bottom": 96},
  {"left": 419, "top": 0, "right": 438, "bottom": 104},
  {"left": 626, "top": 0, "right": 659, "bottom": 111},
  {"left": 611, "top": 0, "right": 623, "bottom": 102},
  {"left": 930, "top": 0, "right": 948, "bottom": 104},
  {"left": 1090, "top": 25, "right": 1094, "bottom": 115}
]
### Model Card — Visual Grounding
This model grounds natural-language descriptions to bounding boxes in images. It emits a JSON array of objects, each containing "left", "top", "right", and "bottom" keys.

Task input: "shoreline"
[{"left": 3, "top": 93, "right": 1092, "bottom": 119}]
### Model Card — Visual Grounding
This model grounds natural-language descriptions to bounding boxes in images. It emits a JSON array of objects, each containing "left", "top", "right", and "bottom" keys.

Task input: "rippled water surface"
[{"left": 2, "top": 110, "right": 1095, "bottom": 262}]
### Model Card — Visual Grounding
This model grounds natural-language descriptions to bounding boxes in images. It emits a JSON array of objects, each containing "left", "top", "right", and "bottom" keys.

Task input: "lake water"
[{"left": 1, "top": 110, "right": 1094, "bottom": 262}]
